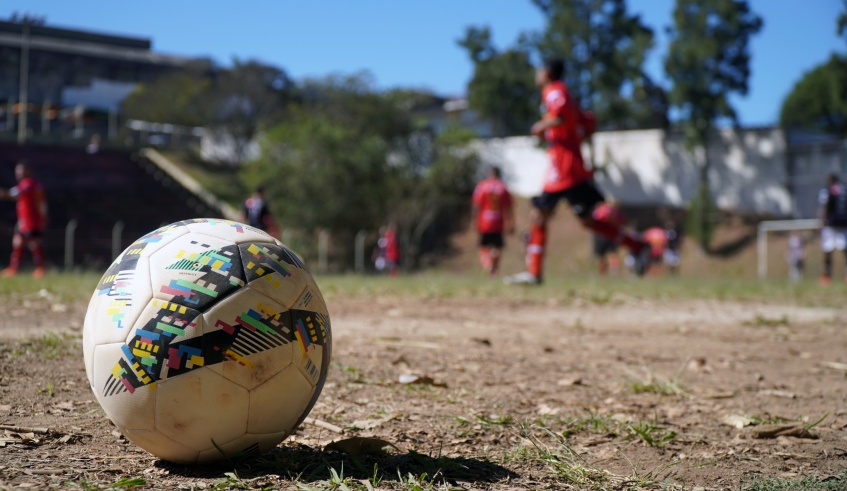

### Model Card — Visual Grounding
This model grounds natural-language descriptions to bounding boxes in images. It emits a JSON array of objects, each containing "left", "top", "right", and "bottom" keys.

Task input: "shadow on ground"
[{"left": 157, "top": 445, "right": 520, "bottom": 487}]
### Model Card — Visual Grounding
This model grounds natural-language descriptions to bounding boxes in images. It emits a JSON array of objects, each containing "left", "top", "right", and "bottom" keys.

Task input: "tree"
[
  {"left": 780, "top": 55, "right": 847, "bottom": 137},
  {"left": 122, "top": 60, "right": 292, "bottom": 165},
  {"left": 529, "top": 0, "right": 665, "bottom": 130},
  {"left": 839, "top": 0, "right": 847, "bottom": 43},
  {"left": 664, "top": 0, "right": 762, "bottom": 250},
  {"left": 458, "top": 27, "right": 537, "bottom": 137},
  {"left": 209, "top": 60, "right": 293, "bottom": 165},
  {"left": 243, "top": 75, "right": 480, "bottom": 269},
  {"left": 122, "top": 71, "right": 213, "bottom": 127}
]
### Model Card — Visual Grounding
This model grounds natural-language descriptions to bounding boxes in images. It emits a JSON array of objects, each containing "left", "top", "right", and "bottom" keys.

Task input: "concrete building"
[
  {"left": 474, "top": 127, "right": 847, "bottom": 219},
  {"left": 0, "top": 19, "right": 207, "bottom": 135}
]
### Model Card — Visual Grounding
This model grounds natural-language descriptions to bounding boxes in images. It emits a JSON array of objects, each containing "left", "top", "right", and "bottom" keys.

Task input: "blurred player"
[
  {"left": 591, "top": 201, "right": 625, "bottom": 275},
  {"left": 375, "top": 224, "right": 400, "bottom": 276},
  {"left": 504, "top": 59, "right": 650, "bottom": 285},
  {"left": 643, "top": 226, "right": 668, "bottom": 275},
  {"left": 818, "top": 174, "right": 847, "bottom": 286},
  {"left": 787, "top": 231, "right": 805, "bottom": 283},
  {"left": 0, "top": 161, "right": 47, "bottom": 278},
  {"left": 663, "top": 220, "right": 682, "bottom": 275},
  {"left": 472, "top": 166, "right": 514, "bottom": 276},
  {"left": 240, "top": 186, "right": 278, "bottom": 236}
]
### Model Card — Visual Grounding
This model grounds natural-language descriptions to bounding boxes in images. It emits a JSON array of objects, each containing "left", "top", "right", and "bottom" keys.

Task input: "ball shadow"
[{"left": 156, "top": 443, "right": 519, "bottom": 486}]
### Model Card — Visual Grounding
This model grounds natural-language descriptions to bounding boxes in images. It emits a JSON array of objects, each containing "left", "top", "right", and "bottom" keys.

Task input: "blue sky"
[{"left": 7, "top": 0, "right": 845, "bottom": 126}]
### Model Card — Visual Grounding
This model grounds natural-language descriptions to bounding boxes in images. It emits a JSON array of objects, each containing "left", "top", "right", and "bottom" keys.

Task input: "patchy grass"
[
  {"left": 739, "top": 472, "right": 847, "bottom": 491},
  {"left": 626, "top": 367, "right": 686, "bottom": 396},
  {"left": 0, "top": 272, "right": 100, "bottom": 303},
  {"left": 560, "top": 409, "right": 618, "bottom": 436},
  {"left": 625, "top": 416, "right": 678, "bottom": 447},
  {"left": 11, "top": 332, "right": 81, "bottom": 359},
  {"left": 314, "top": 273, "right": 847, "bottom": 308}
]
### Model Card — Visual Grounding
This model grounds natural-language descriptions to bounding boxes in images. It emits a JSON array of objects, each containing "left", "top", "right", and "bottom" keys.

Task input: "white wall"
[{"left": 474, "top": 127, "right": 793, "bottom": 217}]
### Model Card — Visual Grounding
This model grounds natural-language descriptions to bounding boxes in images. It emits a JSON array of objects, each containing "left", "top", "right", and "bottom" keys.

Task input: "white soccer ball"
[{"left": 82, "top": 219, "right": 331, "bottom": 463}]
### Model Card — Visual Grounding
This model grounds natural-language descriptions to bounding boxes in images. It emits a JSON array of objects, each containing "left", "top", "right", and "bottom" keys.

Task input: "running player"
[
  {"left": 591, "top": 201, "right": 625, "bottom": 275},
  {"left": 0, "top": 161, "right": 47, "bottom": 278},
  {"left": 504, "top": 59, "right": 649, "bottom": 285},
  {"left": 818, "top": 173, "right": 847, "bottom": 286},
  {"left": 643, "top": 226, "right": 669, "bottom": 275},
  {"left": 472, "top": 166, "right": 514, "bottom": 276}
]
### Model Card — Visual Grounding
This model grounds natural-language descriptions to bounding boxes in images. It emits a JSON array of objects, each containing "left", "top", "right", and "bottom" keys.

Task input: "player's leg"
[
  {"left": 593, "top": 235, "right": 609, "bottom": 275},
  {"left": 28, "top": 231, "right": 45, "bottom": 279},
  {"left": 488, "top": 234, "right": 503, "bottom": 276},
  {"left": 2, "top": 229, "right": 24, "bottom": 277},
  {"left": 478, "top": 234, "right": 493, "bottom": 274},
  {"left": 504, "top": 196, "right": 555, "bottom": 285},
  {"left": 821, "top": 227, "right": 834, "bottom": 286},
  {"left": 565, "top": 181, "right": 650, "bottom": 275}
]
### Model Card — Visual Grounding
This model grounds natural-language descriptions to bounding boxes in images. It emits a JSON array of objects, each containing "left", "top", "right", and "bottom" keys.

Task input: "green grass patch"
[
  {"left": 740, "top": 472, "right": 847, "bottom": 491},
  {"left": 313, "top": 273, "right": 847, "bottom": 308}
]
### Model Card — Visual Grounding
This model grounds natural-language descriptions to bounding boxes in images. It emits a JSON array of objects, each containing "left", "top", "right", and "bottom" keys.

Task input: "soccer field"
[{"left": 1, "top": 273, "right": 846, "bottom": 490}]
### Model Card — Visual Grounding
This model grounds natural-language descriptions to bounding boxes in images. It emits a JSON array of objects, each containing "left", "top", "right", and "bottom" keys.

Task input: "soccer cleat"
[
  {"left": 820, "top": 275, "right": 832, "bottom": 287},
  {"left": 503, "top": 271, "right": 541, "bottom": 285},
  {"left": 32, "top": 266, "right": 45, "bottom": 279},
  {"left": 1, "top": 267, "right": 17, "bottom": 278}
]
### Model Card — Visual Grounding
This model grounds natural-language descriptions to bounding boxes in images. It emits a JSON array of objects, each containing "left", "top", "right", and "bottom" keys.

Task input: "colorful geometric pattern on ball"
[{"left": 83, "top": 219, "right": 332, "bottom": 463}]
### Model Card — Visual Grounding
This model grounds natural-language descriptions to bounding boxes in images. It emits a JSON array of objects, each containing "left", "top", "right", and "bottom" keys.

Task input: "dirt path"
[{"left": 1, "top": 296, "right": 846, "bottom": 489}]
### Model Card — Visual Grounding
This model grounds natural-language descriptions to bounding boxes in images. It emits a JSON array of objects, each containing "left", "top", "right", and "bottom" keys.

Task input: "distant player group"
[{"left": 471, "top": 59, "right": 652, "bottom": 283}]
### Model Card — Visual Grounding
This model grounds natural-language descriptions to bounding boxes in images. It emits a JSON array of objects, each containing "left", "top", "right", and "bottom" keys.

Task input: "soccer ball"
[{"left": 82, "top": 219, "right": 331, "bottom": 463}]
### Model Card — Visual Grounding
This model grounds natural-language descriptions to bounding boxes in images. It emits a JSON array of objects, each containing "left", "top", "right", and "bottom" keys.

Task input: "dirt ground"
[{"left": 2, "top": 290, "right": 847, "bottom": 490}]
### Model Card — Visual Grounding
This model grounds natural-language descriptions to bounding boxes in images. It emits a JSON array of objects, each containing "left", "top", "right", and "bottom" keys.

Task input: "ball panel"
[
  {"left": 89, "top": 256, "right": 153, "bottom": 347},
  {"left": 203, "top": 288, "right": 294, "bottom": 390},
  {"left": 238, "top": 243, "right": 308, "bottom": 305},
  {"left": 123, "top": 223, "right": 189, "bottom": 259},
  {"left": 195, "top": 431, "right": 286, "bottom": 462},
  {"left": 182, "top": 218, "right": 275, "bottom": 245},
  {"left": 123, "top": 299, "right": 204, "bottom": 385},
  {"left": 122, "top": 428, "right": 199, "bottom": 464},
  {"left": 149, "top": 235, "right": 245, "bottom": 310},
  {"left": 247, "top": 365, "right": 314, "bottom": 434},
  {"left": 289, "top": 309, "right": 330, "bottom": 388},
  {"left": 155, "top": 369, "right": 249, "bottom": 452},
  {"left": 91, "top": 343, "right": 156, "bottom": 430}
]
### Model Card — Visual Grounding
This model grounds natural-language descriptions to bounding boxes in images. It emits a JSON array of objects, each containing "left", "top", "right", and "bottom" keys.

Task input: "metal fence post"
[
  {"left": 64, "top": 219, "right": 78, "bottom": 270},
  {"left": 318, "top": 230, "right": 330, "bottom": 274},
  {"left": 112, "top": 221, "right": 125, "bottom": 260},
  {"left": 355, "top": 229, "right": 367, "bottom": 274}
]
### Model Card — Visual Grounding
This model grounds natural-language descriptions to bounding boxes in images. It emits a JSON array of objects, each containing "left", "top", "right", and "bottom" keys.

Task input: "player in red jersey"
[
  {"left": 0, "top": 161, "right": 47, "bottom": 278},
  {"left": 643, "top": 226, "right": 669, "bottom": 274},
  {"left": 591, "top": 202, "right": 625, "bottom": 275},
  {"left": 504, "top": 59, "right": 649, "bottom": 285},
  {"left": 472, "top": 166, "right": 514, "bottom": 276}
]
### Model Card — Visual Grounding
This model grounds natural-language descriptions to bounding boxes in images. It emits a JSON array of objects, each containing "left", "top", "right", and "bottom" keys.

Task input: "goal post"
[{"left": 757, "top": 219, "right": 821, "bottom": 279}]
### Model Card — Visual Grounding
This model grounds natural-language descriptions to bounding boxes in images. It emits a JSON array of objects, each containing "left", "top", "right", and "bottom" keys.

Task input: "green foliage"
[
  {"left": 123, "top": 60, "right": 292, "bottom": 164},
  {"left": 686, "top": 178, "right": 719, "bottom": 250},
  {"left": 530, "top": 0, "right": 667, "bottom": 130},
  {"left": 780, "top": 55, "right": 847, "bottom": 137},
  {"left": 458, "top": 26, "right": 537, "bottom": 136},
  {"left": 244, "top": 75, "right": 479, "bottom": 268},
  {"left": 664, "top": 0, "right": 762, "bottom": 149},
  {"left": 122, "top": 72, "right": 212, "bottom": 127}
]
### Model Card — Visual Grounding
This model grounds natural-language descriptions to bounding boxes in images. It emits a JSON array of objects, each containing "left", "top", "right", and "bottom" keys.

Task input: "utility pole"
[{"left": 17, "top": 24, "right": 30, "bottom": 145}]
